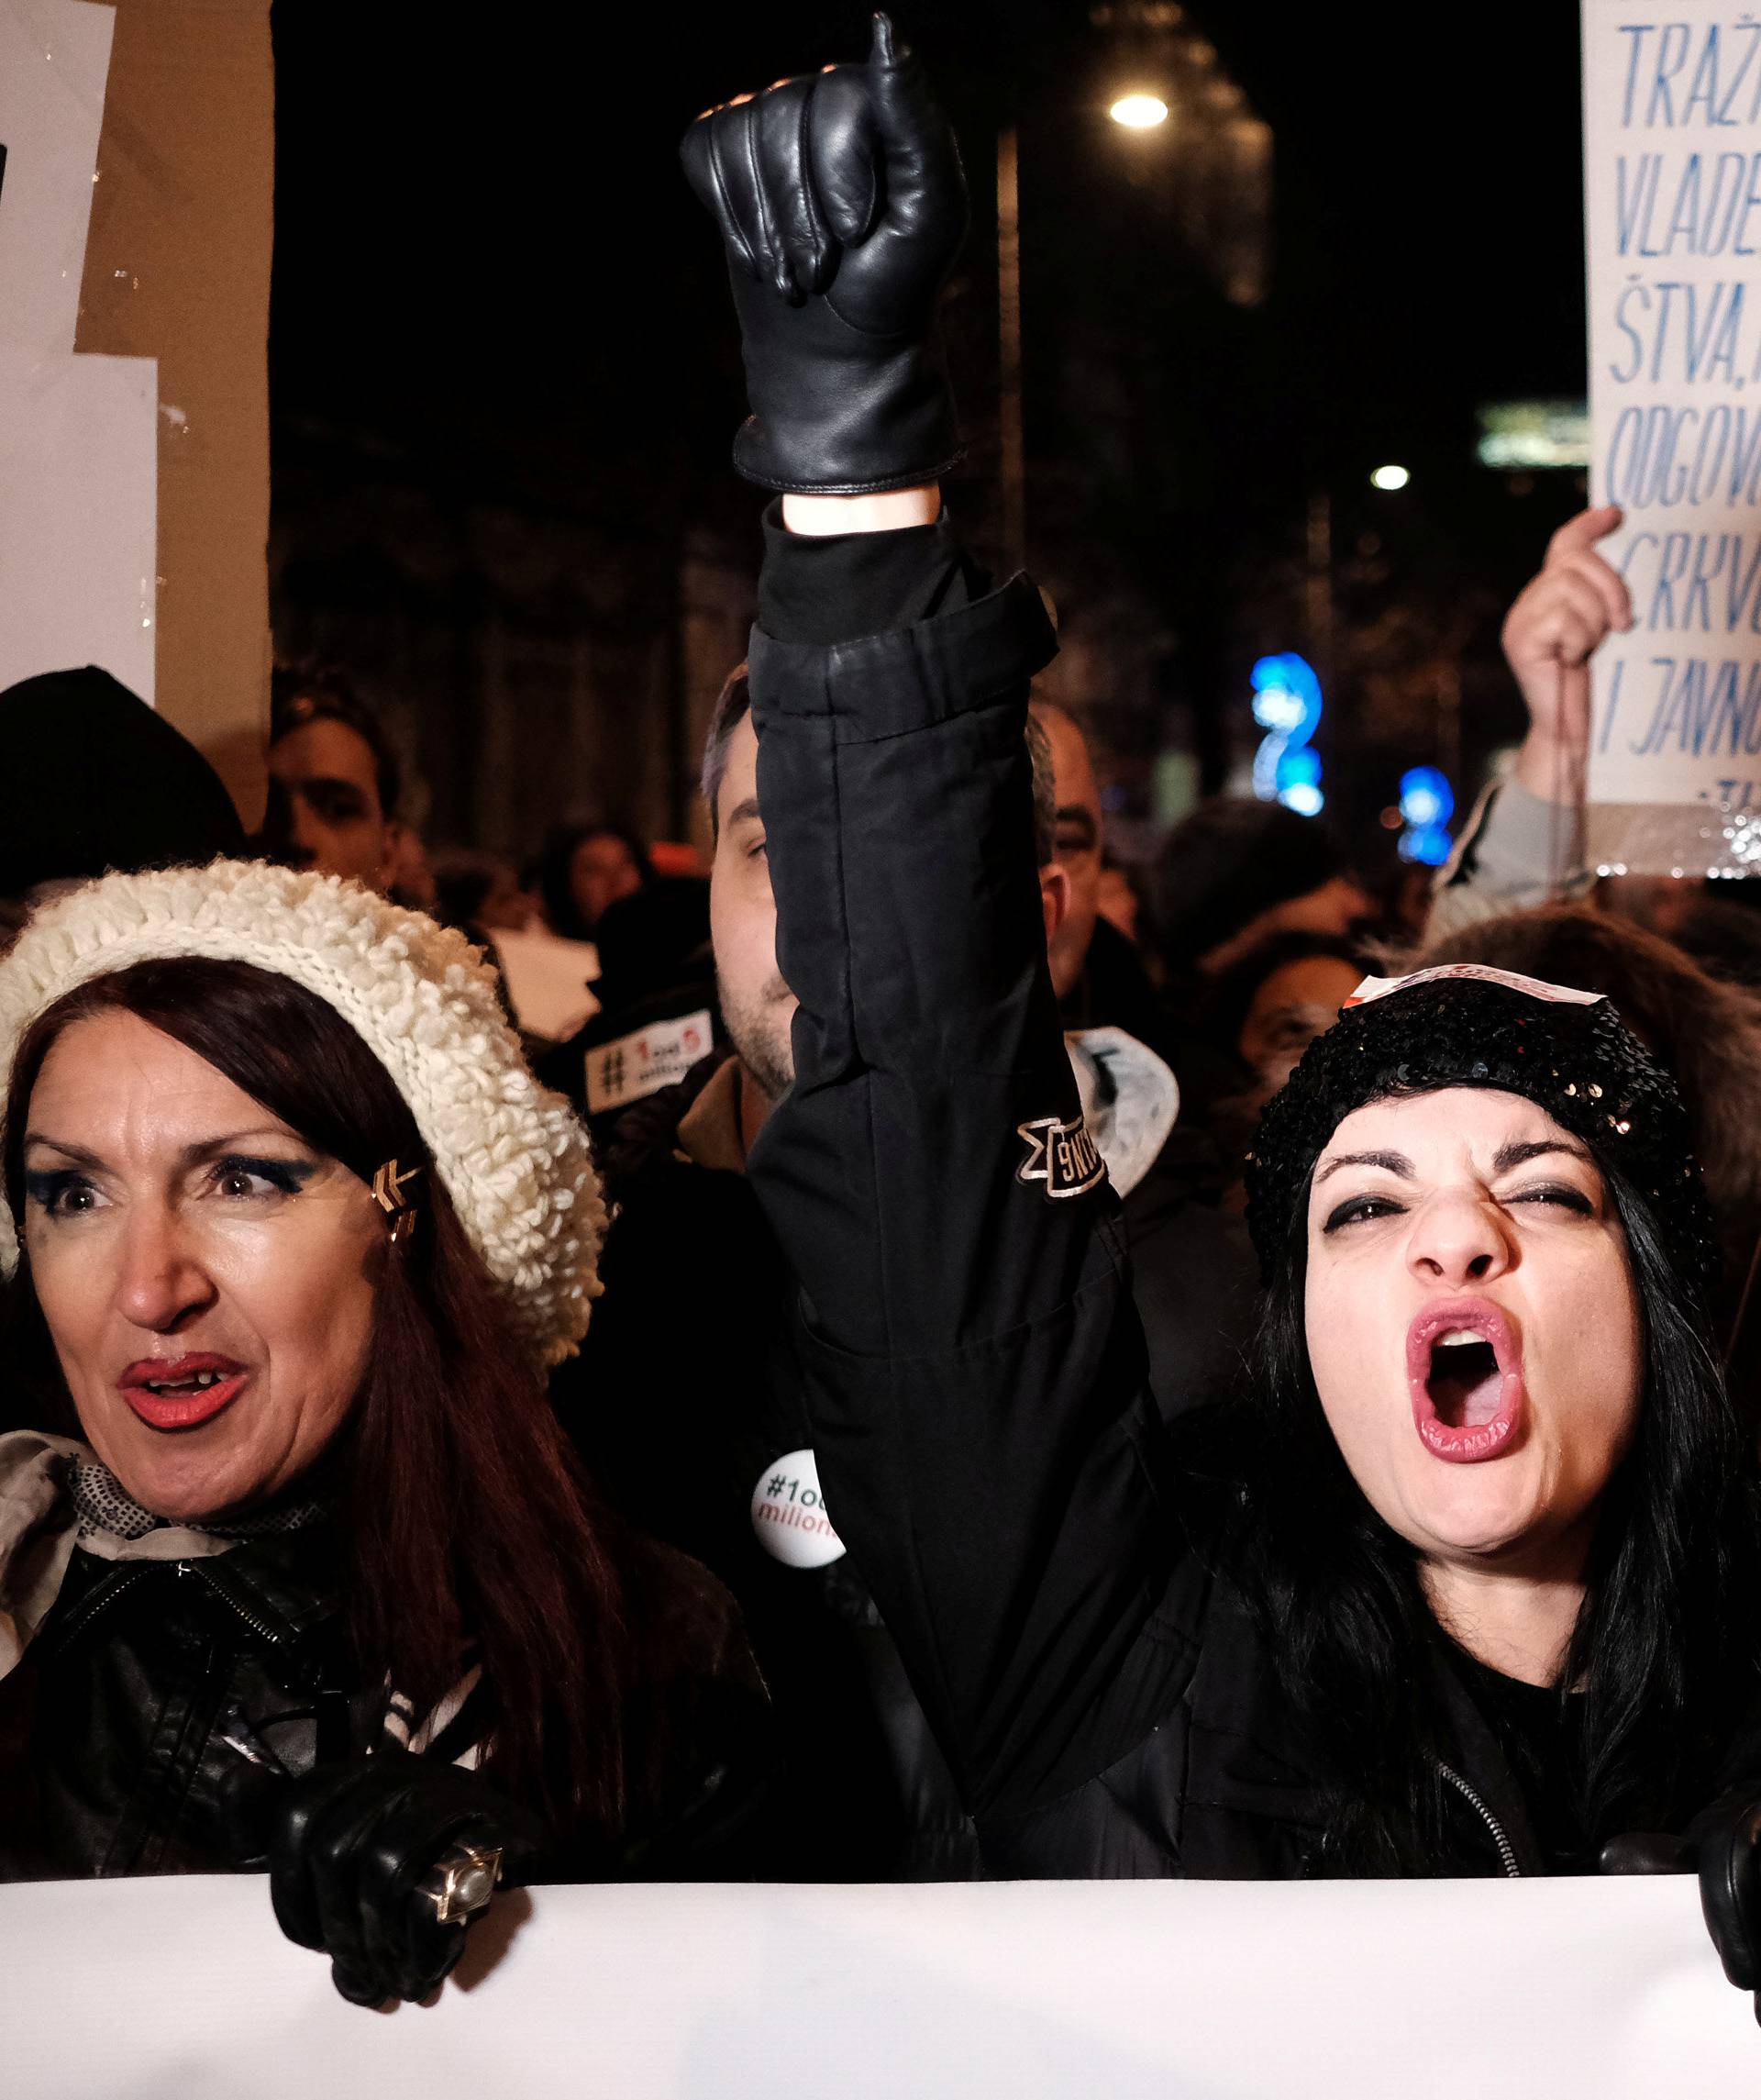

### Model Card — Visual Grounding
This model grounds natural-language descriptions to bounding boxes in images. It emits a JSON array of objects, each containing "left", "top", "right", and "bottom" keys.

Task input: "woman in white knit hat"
[{"left": 0, "top": 861, "right": 768, "bottom": 2006}]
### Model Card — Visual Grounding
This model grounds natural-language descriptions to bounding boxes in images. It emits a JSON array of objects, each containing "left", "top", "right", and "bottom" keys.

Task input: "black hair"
[
  {"left": 270, "top": 662, "right": 402, "bottom": 820},
  {"left": 536, "top": 822, "right": 654, "bottom": 943},
  {"left": 701, "top": 665, "right": 752, "bottom": 835},
  {"left": 1155, "top": 797, "right": 1350, "bottom": 975},
  {"left": 1238, "top": 1128, "right": 1761, "bottom": 1873},
  {"left": 1199, "top": 928, "right": 1370, "bottom": 1065}
]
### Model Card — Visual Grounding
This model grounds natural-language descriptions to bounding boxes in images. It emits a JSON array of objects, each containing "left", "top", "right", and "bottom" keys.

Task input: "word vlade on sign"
[{"left": 1249, "top": 651, "right": 1324, "bottom": 816}]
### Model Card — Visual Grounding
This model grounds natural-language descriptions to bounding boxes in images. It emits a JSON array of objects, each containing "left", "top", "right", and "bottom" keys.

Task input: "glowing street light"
[
  {"left": 1370, "top": 463, "right": 1410, "bottom": 492},
  {"left": 1250, "top": 651, "right": 1325, "bottom": 816},
  {"left": 1109, "top": 93, "right": 1169, "bottom": 128},
  {"left": 1398, "top": 766, "right": 1455, "bottom": 865}
]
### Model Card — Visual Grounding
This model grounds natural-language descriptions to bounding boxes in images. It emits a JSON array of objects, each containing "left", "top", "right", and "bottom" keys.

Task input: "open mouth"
[
  {"left": 1405, "top": 1303, "right": 1524, "bottom": 1464},
  {"left": 117, "top": 1356, "right": 249, "bottom": 1432},
  {"left": 1427, "top": 1334, "right": 1502, "bottom": 1428}
]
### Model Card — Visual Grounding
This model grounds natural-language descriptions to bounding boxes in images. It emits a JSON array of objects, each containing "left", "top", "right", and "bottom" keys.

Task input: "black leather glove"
[
  {"left": 1601, "top": 1802, "right": 1761, "bottom": 2025},
  {"left": 240, "top": 1751, "right": 548, "bottom": 2006},
  {"left": 680, "top": 11, "right": 968, "bottom": 495},
  {"left": 1696, "top": 1797, "right": 1761, "bottom": 2023}
]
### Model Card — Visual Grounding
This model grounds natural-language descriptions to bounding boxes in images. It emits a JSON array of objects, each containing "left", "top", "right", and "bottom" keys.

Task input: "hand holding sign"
[{"left": 1503, "top": 505, "right": 1634, "bottom": 802}]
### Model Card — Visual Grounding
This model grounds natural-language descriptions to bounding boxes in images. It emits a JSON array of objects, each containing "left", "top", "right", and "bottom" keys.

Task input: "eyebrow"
[
  {"left": 1313, "top": 1148, "right": 1412, "bottom": 1185},
  {"left": 723, "top": 796, "right": 762, "bottom": 828},
  {"left": 23, "top": 1127, "right": 308, "bottom": 1169},
  {"left": 1312, "top": 1137, "right": 1595, "bottom": 1187},
  {"left": 1055, "top": 806, "right": 1099, "bottom": 847},
  {"left": 1492, "top": 1139, "right": 1593, "bottom": 1173}
]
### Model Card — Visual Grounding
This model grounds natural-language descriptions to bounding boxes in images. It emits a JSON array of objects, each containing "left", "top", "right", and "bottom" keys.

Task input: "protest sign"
[
  {"left": 0, "top": 0, "right": 156, "bottom": 703},
  {"left": 1582, "top": 1, "right": 1761, "bottom": 873},
  {"left": 0, "top": 0, "right": 271, "bottom": 818},
  {"left": 0, "top": 1871, "right": 1753, "bottom": 2099}
]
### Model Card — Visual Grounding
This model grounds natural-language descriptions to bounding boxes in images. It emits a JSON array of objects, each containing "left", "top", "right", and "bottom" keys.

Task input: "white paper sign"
[
  {"left": 1580, "top": 4, "right": 1761, "bottom": 866},
  {"left": 0, "top": 0, "right": 157, "bottom": 700},
  {"left": 0, "top": 1872, "right": 1754, "bottom": 2098}
]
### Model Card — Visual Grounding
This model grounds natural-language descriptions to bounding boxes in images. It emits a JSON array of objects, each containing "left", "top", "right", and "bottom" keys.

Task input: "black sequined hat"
[{"left": 1243, "top": 966, "right": 1719, "bottom": 1294}]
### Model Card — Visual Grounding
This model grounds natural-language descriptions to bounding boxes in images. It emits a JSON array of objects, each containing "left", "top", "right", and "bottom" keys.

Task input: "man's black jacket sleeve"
[{"left": 745, "top": 507, "right": 1196, "bottom": 1821}]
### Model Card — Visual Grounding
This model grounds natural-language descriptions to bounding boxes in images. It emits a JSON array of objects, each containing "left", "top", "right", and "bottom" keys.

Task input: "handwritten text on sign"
[{"left": 1584, "top": 8, "right": 1761, "bottom": 829}]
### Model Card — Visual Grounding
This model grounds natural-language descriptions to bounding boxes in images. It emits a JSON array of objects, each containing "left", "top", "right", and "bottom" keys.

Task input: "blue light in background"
[
  {"left": 1250, "top": 652, "right": 1324, "bottom": 816},
  {"left": 1398, "top": 765, "right": 1455, "bottom": 866}
]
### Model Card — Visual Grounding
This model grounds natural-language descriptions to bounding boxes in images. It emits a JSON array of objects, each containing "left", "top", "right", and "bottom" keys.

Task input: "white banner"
[
  {"left": 1582, "top": 3, "right": 1761, "bottom": 869},
  {"left": 0, "top": 1872, "right": 1753, "bottom": 2098},
  {"left": 0, "top": 0, "right": 156, "bottom": 700}
]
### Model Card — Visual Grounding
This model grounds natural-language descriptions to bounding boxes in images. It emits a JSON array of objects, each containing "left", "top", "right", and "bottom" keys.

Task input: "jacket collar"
[{"left": 1067, "top": 1027, "right": 1180, "bottom": 1199}]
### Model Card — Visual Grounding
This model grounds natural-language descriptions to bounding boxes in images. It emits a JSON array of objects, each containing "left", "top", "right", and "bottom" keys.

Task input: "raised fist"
[{"left": 681, "top": 13, "right": 969, "bottom": 494}]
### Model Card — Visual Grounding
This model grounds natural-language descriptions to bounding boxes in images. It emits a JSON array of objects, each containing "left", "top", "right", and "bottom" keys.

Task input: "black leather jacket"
[{"left": 0, "top": 1517, "right": 770, "bottom": 1883}]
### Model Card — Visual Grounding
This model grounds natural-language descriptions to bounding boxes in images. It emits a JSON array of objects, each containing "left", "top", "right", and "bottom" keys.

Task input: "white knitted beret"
[{"left": 0, "top": 861, "right": 605, "bottom": 1367}]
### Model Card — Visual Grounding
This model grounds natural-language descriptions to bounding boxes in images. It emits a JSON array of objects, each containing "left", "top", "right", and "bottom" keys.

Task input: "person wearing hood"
[
  {"left": 685, "top": 17, "right": 1761, "bottom": 2010},
  {"left": 0, "top": 862, "right": 768, "bottom": 2005},
  {"left": 0, "top": 667, "right": 245, "bottom": 949}
]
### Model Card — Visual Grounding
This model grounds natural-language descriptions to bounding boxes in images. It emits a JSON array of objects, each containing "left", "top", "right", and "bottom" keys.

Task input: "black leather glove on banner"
[
  {"left": 238, "top": 1751, "right": 548, "bottom": 2006},
  {"left": 1601, "top": 1800, "right": 1761, "bottom": 2025},
  {"left": 680, "top": 12, "right": 968, "bottom": 495},
  {"left": 1698, "top": 1797, "right": 1761, "bottom": 2024}
]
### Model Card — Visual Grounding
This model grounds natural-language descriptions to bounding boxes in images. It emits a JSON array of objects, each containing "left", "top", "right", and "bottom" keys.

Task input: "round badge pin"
[{"left": 749, "top": 1448, "right": 847, "bottom": 1568}]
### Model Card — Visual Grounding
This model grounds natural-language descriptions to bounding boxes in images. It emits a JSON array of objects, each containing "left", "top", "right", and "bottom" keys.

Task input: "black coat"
[
  {"left": 739, "top": 506, "right": 1761, "bottom": 1882},
  {"left": 555, "top": 1050, "right": 979, "bottom": 1880},
  {"left": 0, "top": 1508, "right": 769, "bottom": 1883}
]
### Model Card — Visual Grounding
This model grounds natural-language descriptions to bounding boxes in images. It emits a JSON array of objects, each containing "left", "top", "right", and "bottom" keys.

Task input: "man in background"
[{"left": 260, "top": 662, "right": 405, "bottom": 894}]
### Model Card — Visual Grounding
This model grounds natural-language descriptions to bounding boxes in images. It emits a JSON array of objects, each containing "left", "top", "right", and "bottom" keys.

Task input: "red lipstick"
[
  {"left": 117, "top": 1354, "right": 249, "bottom": 1432},
  {"left": 1405, "top": 1301, "right": 1525, "bottom": 1464}
]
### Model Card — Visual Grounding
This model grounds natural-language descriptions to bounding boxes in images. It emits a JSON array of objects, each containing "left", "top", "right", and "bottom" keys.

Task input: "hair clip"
[{"left": 371, "top": 1159, "right": 423, "bottom": 1245}]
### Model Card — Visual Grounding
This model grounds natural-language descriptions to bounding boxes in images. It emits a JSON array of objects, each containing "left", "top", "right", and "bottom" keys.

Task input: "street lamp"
[
  {"left": 1109, "top": 92, "right": 1169, "bottom": 128},
  {"left": 1370, "top": 463, "right": 1411, "bottom": 491}
]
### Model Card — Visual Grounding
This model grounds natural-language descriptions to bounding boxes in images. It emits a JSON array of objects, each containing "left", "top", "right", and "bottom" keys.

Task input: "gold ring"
[{"left": 425, "top": 1841, "right": 504, "bottom": 1927}]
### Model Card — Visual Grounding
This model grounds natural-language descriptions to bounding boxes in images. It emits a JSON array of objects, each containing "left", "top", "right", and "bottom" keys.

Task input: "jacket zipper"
[
  {"left": 189, "top": 1561, "right": 286, "bottom": 1646},
  {"left": 51, "top": 1560, "right": 287, "bottom": 1654},
  {"left": 46, "top": 1562, "right": 153, "bottom": 1652},
  {"left": 1438, "top": 1761, "right": 1523, "bottom": 1877}
]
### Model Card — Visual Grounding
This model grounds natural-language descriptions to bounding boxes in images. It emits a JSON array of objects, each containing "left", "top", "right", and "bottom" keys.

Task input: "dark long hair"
[
  {"left": 1241, "top": 1129, "right": 1761, "bottom": 1873},
  {"left": 1, "top": 959, "right": 631, "bottom": 1837},
  {"left": 537, "top": 823, "right": 654, "bottom": 943}
]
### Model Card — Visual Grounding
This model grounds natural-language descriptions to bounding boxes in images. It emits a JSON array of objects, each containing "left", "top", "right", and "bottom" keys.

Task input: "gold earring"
[{"left": 371, "top": 1160, "right": 422, "bottom": 1243}]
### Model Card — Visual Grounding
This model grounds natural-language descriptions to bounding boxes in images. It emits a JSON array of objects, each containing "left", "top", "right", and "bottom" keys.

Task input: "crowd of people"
[{"left": 4, "top": 11, "right": 1761, "bottom": 2030}]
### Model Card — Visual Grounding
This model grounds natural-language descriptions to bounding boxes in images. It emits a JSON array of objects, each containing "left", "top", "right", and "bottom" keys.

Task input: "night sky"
[
  {"left": 268, "top": 1, "right": 1594, "bottom": 824},
  {"left": 270, "top": 1, "right": 1586, "bottom": 471}
]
